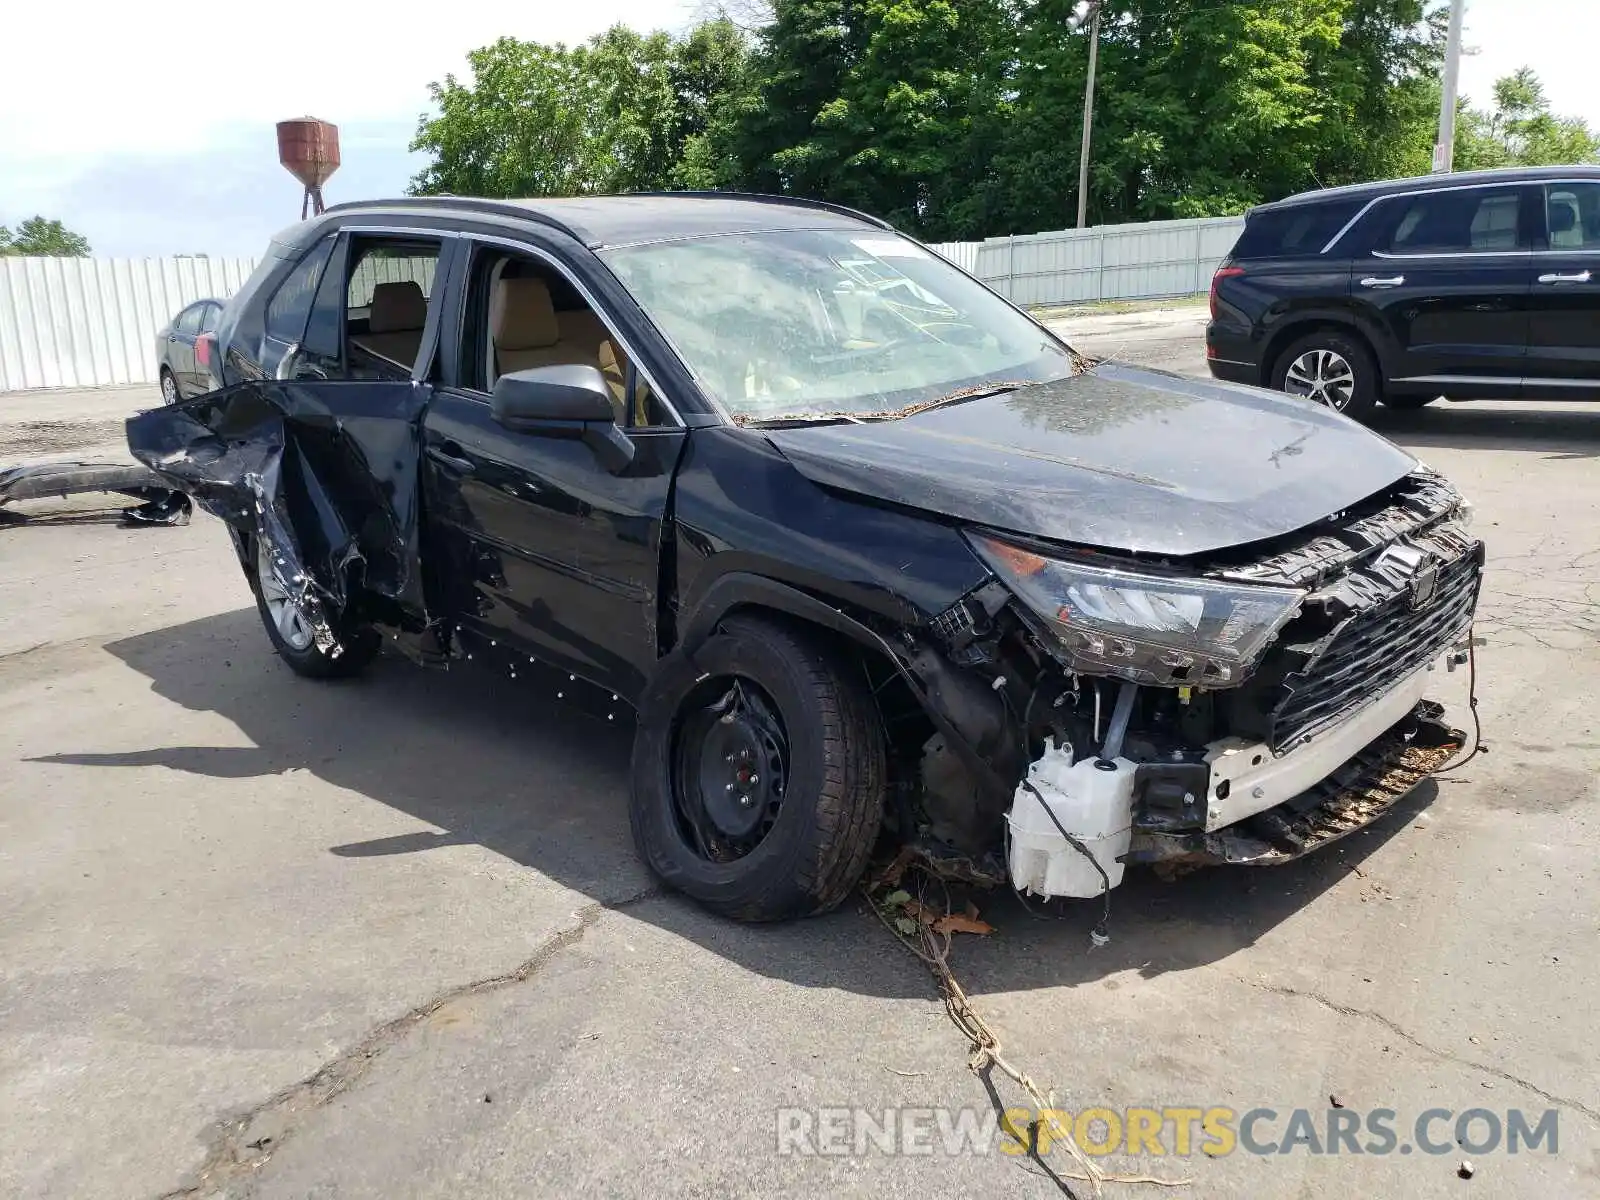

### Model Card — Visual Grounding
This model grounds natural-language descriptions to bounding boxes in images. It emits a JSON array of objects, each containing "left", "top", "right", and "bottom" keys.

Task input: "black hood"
[{"left": 763, "top": 362, "right": 1417, "bottom": 558}]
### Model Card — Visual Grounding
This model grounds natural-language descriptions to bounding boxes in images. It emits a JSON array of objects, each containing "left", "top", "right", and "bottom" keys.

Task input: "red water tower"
[{"left": 276, "top": 118, "right": 341, "bottom": 219}]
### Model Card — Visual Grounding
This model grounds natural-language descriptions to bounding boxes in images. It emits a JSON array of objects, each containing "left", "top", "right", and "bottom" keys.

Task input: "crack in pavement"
[
  {"left": 1241, "top": 979, "right": 1600, "bottom": 1124},
  {"left": 156, "top": 883, "right": 664, "bottom": 1199}
]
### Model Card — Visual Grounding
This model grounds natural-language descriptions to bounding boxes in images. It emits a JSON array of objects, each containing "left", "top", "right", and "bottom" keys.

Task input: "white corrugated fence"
[
  {"left": 0, "top": 256, "right": 258, "bottom": 391},
  {"left": 0, "top": 214, "right": 1246, "bottom": 392},
  {"left": 961, "top": 216, "right": 1246, "bottom": 307}
]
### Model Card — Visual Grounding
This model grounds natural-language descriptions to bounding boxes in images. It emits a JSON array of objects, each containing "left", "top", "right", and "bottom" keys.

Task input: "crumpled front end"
[
  {"left": 125, "top": 380, "right": 439, "bottom": 659},
  {"left": 892, "top": 468, "right": 1481, "bottom": 898}
]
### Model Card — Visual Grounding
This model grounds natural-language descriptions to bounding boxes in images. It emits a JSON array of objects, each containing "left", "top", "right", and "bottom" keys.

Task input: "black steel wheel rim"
[{"left": 670, "top": 677, "right": 790, "bottom": 863}]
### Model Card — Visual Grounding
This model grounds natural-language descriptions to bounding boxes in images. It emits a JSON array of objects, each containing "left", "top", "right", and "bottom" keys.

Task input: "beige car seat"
[
  {"left": 355, "top": 281, "right": 428, "bottom": 367},
  {"left": 495, "top": 277, "right": 631, "bottom": 423}
]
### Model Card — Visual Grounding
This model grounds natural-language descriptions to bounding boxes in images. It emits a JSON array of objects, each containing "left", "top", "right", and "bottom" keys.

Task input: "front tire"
[
  {"left": 245, "top": 535, "right": 380, "bottom": 679},
  {"left": 630, "top": 615, "right": 886, "bottom": 922},
  {"left": 1272, "top": 330, "right": 1379, "bottom": 420}
]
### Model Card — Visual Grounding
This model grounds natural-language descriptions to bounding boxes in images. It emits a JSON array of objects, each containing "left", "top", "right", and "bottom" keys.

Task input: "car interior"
[{"left": 470, "top": 253, "right": 667, "bottom": 427}]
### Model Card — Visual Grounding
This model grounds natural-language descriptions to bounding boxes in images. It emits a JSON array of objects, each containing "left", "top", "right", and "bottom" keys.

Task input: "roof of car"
[
  {"left": 318, "top": 191, "right": 894, "bottom": 249},
  {"left": 1261, "top": 164, "right": 1600, "bottom": 211}
]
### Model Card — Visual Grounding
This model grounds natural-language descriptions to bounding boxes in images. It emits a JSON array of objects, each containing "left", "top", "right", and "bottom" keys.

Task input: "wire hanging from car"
[{"left": 1433, "top": 628, "right": 1484, "bottom": 775}]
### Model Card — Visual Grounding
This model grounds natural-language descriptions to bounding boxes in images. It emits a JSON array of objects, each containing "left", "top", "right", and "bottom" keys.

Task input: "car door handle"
[
  {"left": 426, "top": 444, "right": 475, "bottom": 474},
  {"left": 1537, "top": 271, "right": 1592, "bottom": 284},
  {"left": 1359, "top": 276, "right": 1406, "bottom": 289}
]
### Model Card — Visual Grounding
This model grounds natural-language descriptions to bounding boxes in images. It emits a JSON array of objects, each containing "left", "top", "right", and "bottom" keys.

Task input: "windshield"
[{"left": 599, "top": 229, "right": 1079, "bottom": 422}]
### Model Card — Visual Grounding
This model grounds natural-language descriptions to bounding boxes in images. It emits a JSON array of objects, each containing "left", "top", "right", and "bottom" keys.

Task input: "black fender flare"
[
  {"left": 657, "top": 571, "right": 1015, "bottom": 805},
  {"left": 1262, "top": 306, "right": 1395, "bottom": 378},
  {"left": 677, "top": 572, "right": 886, "bottom": 661}
]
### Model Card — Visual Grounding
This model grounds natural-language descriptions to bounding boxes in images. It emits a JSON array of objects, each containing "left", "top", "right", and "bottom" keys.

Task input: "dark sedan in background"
[{"left": 155, "top": 298, "right": 224, "bottom": 403}]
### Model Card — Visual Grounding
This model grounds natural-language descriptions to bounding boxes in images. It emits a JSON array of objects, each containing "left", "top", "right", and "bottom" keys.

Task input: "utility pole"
[
  {"left": 1432, "top": 0, "right": 1466, "bottom": 173},
  {"left": 1073, "top": 0, "right": 1103, "bottom": 228}
]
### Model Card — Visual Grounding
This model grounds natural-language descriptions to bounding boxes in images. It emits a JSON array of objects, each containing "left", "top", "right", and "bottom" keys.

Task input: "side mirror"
[{"left": 491, "top": 364, "right": 635, "bottom": 473}]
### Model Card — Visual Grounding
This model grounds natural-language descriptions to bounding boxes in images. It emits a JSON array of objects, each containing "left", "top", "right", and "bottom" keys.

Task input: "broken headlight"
[{"left": 968, "top": 533, "right": 1304, "bottom": 687}]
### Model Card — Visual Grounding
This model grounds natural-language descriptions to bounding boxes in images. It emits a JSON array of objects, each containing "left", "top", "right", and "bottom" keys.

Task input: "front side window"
[
  {"left": 460, "top": 248, "right": 671, "bottom": 428},
  {"left": 1380, "top": 187, "right": 1526, "bottom": 255},
  {"left": 1544, "top": 183, "right": 1600, "bottom": 251},
  {"left": 600, "top": 230, "right": 1077, "bottom": 421}
]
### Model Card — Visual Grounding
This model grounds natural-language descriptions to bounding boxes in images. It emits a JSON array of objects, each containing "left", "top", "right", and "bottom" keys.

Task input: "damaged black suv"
[{"left": 128, "top": 194, "right": 1482, "bottom": 922}]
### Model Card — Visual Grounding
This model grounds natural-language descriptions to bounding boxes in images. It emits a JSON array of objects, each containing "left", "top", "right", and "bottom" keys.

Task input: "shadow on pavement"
[
  {"left": 41, "top": 607, "right": 1437, "bottom": 1000},
  {"left": 1369, "top": 402, "right": 1600, "bottom": 459}
]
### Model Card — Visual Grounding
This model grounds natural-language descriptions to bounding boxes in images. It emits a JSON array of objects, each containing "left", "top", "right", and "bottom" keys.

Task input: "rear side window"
[
  {"left": 1378, "top": 186, "right": 1526, "bottom": 255},
  {"left": 1230, "top": 201, "right": 1363, "bottom": 259},
  {"left": 347, "top": 247, "right": 439, "bottom": 310},
  {"left": 174, "top": 304, "right": 205, "bottom": 334},
  {"left": 265, "top": 237, "right": 336, "bottom": 345}
]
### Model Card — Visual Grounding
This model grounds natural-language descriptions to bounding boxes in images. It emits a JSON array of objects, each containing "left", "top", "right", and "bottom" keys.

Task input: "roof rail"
[{"left": 319, "top": 195, "right": 585, "bottom": 239}]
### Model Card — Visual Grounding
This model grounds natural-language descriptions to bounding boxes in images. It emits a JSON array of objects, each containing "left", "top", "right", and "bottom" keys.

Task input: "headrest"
[
  {"left": 368, "top": 281, "right": 427, "bottom": 333},
  {"left": 493, "top": 277, "right": 559, "bottom": 350},
  {"left": 1549, "top": 202, "right": 1577, "bottom": 234}
]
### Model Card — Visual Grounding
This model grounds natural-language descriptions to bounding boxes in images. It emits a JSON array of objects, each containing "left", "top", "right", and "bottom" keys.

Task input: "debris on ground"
[
  {"left": 0, "top": 459, "right": 191, "bottom": 526},
  {"left": 866, "top": 864, "right": 1188, "bottom": 1195},
  {"left": 1458, "top": 1161, "right": 1475, "bottom": 1179}
]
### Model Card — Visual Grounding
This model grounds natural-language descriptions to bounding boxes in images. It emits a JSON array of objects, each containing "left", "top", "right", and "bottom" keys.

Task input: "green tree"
[
  {"left": 0, "top": 216, "right": 91, "bottom": 257},
  {"left": 711, "top": 0, "right": 1447, "bottom": 237},
  {"left": 410, "top": 20, "right": 750, "bottom": 198},
  {"left": 1454, "top": 68, "right": 1600, "bottom": 170},
  {"left": 709, "top": 0, "right": 1013, "bottom": 238}
]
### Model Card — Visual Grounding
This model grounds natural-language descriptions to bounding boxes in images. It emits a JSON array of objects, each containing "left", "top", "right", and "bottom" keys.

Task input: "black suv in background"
[{"left": 1207, "top": 165, "right": 1600, "bottom": 419}]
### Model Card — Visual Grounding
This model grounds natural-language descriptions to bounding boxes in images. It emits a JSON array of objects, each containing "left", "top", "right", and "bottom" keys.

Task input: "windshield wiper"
[
  {"left": 735, "top": 412, "right": 868, "bottom": 429},
  {"left": 907, "top": 379, "right": 1031, "bottom": 415},
  {"left": 736, "top": 381, "right": 1033, "bottom": 429}
]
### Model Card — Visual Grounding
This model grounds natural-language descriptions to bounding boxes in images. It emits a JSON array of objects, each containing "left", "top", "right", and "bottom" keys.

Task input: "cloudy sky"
[{"left": 2, "top": 0, "right": 1590, "bottom": 259}]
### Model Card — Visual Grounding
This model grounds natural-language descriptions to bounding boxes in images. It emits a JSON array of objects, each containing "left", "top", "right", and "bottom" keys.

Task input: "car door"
[
  {"left": 168, "top": 303, "right": 203, "bottom": 393},
  {"left": 422, "top": 234, "right": 687, "bottom": 703},
  {"left": 1524, "top": 180, "right": 1600, "bottom": 399},
  {"left": 1353, "top": 182, "right": 1537, "bottom": 397}
]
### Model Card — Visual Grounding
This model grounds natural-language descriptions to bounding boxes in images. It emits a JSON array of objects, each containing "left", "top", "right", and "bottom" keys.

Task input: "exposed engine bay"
[{"left": 883, "top": 468, "right": 1481, "bottom": 899}]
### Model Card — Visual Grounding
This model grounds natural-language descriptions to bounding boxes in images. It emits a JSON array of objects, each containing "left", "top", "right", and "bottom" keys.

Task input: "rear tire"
[
  {"left": 630, "top": 615, "right": 886, "bottom": 922},
  {"left": 1381, "top": 393, "right": 1435, "bottom": 411},
  {"left": 244, "top": 535, "right": 380, "bottom": 679},
  {"left": 160, "top": 368, "right": 181, "bottom": 405},
  {"left": 1271, "top": 330, "right": 1379, "bottom": 421}
]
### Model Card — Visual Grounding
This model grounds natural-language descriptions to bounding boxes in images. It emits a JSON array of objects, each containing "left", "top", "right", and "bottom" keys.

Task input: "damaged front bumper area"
[
  {"left": 904, "top": 469, "right": 1482, "bottom": 898},
  {"left": 1126, "top": 696, "right": 1463, "bottom": 871},
  {"left": 124, "top": 381, "right": 437, "bottom": 658}
]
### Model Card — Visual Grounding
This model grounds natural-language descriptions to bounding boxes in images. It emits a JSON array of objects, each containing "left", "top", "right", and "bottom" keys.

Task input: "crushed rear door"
[{"left": 126, "top": 378, "right": 441, "bottom": 658}]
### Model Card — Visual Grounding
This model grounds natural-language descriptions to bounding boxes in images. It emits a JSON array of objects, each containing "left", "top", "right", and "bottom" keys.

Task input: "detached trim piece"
[{"left": 0, "top": 460, "right": 192, "bottom": 525}]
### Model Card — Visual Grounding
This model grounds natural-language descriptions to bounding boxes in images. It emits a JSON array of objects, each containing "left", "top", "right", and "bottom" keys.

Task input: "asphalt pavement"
[{"left": 2, "top": 309, "right": 1598, "bottom": 1198}]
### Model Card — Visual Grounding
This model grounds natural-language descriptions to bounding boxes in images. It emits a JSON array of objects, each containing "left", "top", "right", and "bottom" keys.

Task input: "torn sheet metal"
[
  {"left": 125, "top": 380, "right": 435, "bottom": 657},
  {"left": 0, "top": 459, "right": 192, "bottom": 526}
]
